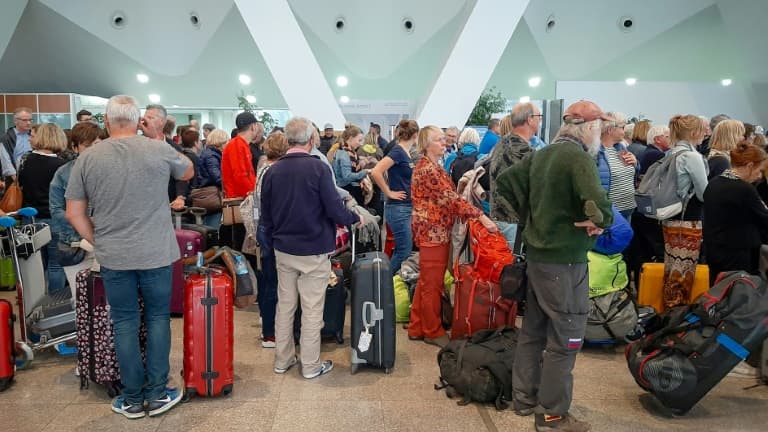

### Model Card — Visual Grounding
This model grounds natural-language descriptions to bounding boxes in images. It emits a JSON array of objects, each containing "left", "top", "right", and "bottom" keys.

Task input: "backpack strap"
[{"left": 483, "top": 360, "right": 513, "bottom": 410}]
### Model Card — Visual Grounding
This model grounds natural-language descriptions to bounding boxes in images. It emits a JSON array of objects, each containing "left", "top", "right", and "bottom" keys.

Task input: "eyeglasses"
[
  {"left": 14, "top": 117, "right": 32, "bottom": 122},
  {"left": 530, "top": 114, "right": 543, "bottom": 118}
]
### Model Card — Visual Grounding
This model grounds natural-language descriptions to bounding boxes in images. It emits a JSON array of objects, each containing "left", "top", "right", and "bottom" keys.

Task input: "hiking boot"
[
  {"left": 303, "top": 360, "right": 334, "bottom": 379},
  {"left": 424, "top": 335, "right": 450, "bottom": 348},
  {"left": 147, "top": 388, "right": 183, "bottom": 417},
  {"left": 514, "top": 400, "right": 536, "bottom": 416},
  {"left": 535, "top": 414, "right": 591, "bottom": 432},
  {"left": 111, "top": 396, "right": 145, "bottom": 419},
  {"left": 274, "top": 356, "right": 298, "bottom": 374}
]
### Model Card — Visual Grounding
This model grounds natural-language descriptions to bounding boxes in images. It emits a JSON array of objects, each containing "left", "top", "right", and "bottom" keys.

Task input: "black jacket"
[{"left": 0, "top": 127, "right": 18, "bottom": 171}]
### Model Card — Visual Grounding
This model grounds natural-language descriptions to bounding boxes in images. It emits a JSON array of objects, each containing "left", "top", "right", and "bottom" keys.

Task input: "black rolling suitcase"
[
  {"left": 626, "top": 272, "right": 768, "bottom": 414},
  {"left": 294, "top": 262, "right": 346, "bottom": 344},
  {"left": 176, "top": 207, "right": 219, "bottom": 249},
  {"left": 350, "top": 229, "right": 396, "bottom": 374}
]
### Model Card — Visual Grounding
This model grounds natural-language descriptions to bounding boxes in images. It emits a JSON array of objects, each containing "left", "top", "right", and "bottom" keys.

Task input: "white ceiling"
[{"left": 0, "top": 0, "right": 765, "bottom": 120}]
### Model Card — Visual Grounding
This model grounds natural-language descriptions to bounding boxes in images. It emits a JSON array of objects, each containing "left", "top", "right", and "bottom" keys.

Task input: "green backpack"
[
  {"left": 0, "top": 255, "right": 15, "bottom": 290},
  {"left": 587, "top": 251, "right": 628, "bottom": 298}
]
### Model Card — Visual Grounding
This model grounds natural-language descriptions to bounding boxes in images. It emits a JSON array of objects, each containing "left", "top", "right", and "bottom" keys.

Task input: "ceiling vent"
[
  {"left": 402, "top": 17, "right": 415, "bottom": 34},
  {"left": 545, "top": 14, "right": 556, "bottom": 33},
  {"left": 335, "top": 16, "right": 346, "bottom": 32},
  {"left": 618, "top": 16, "right": 634, "bottom": 32},
  {"left": 190, "top": 12, "right": 201, "bottom": 29}
]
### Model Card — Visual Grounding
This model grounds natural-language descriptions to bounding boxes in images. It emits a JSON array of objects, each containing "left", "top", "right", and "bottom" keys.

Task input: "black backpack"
[
  {"left": 435, "top": 327, "right": 516, "bottom": 410},
  {"left": 450, "top": 151, "right": 479, "bottom": 185}
]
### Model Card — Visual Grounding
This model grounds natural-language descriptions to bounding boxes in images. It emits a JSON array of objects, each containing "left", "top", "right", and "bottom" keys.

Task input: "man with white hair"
[
  {"left": 496, "top": 100, "right": 613, "bottom": 432},
  {"left": 639, "top": 124, "right": 671, "bottom": 175},
  {"left": 260, "top": 116, "right": 362, "bottom": 380},
  {"left": 66, "top": 95, "right": 193, "bottom": 419}
]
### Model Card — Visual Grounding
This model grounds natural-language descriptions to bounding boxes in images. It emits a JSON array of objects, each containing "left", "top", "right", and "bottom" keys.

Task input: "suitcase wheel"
[
  {"left": 221, "top": 384, "right": 233, "bottom": 396},
  {"left": 182, "top": 388, "right": 195, "bottom": 402},
  {"left": 384, "top": 368, "right": 393, "bottom": 375},
  {"left": 105, "top": 383, "right": 121, "bottom": 398},
  {"left": 350, "top": 364, "right": 359, "bottom": 375},
  {"left": 14, "top": 341, "right": 33, "bottom": 370}
]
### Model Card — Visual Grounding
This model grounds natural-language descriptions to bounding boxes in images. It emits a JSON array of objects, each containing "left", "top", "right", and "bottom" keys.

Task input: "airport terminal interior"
[{"left": 1, "top": 1, "right": 768, "bottom": 431}]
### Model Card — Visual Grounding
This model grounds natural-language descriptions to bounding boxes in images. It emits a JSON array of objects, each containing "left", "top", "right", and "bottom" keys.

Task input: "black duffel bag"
[{"left": 436, "top": 326, "right": 517, "bottom": 410}]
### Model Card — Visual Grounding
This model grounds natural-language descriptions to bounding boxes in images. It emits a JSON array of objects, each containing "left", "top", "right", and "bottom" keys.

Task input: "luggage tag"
[{"left": 358, "top": 327, "right": 373, "bottom": 352}]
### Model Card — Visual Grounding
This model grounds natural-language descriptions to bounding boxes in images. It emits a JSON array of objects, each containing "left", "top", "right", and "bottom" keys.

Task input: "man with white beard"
[{"left": 495, "top": 100, "right": 613, "bottom": 432}]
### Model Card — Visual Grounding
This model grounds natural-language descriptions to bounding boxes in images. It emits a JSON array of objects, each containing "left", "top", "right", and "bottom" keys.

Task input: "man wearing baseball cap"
[
  {"left": 495, "top": 100, "right": 613, "bottom": 432},
  {"left": 319, "top": 123, "right": 336, "bottom": 155}
]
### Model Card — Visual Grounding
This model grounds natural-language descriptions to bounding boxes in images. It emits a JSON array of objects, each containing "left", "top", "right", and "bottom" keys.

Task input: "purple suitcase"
[{"left": 171, "top": 229, "right": 203, "bottom": 315}]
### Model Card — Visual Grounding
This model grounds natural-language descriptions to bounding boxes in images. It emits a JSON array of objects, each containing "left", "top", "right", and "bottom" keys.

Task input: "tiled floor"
[{"left": 2, "top": 290, "right": 767, "bottom": 432}]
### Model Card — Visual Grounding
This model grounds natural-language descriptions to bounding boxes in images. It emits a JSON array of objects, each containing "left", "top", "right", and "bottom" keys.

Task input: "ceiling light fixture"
[
  {"left": 721, "top": 78, "right": 733, "bottom": 86},
  {"left": 238, "top": 74, "right": 251, "bottom": 85},
  {"left": 245, "top": 95, "right": 257, "bottom": 104},
  {"left": 148, "top": 94, "right": 161, "bottom": 103},
  {"left": 625, "top": 77, "right": 637, "bottom": 86},
  {"left": 336, "top": 76, "right": 348, "bottom": 87},
  {"left": 136, "top": 73, "right": 149, "bottom": 83},
  {"left": 528, "top": 76, "right": 541, "bottom": 88},
  {"left": 519, "top": 96, "right": 531, "bottom": 103},
  {"left": 339, "top": 96, "right": 350, "bottom": 104}
]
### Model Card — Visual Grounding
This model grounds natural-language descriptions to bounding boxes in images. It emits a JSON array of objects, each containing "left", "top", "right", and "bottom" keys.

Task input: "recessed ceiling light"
[
  {"left": 625, "top": 77, "right": 637, "bottom": 86},
  {"left": 148, "top": 94, "right": 160, "bottom": 103},
  {"left": 721, "top": 78, "right": 733, "bottom": 86},
  {"left": 171, "top": 105, "right": 179, "bottom": 108},
  {"left": 245, "top": 95, "right": 257, "bottom": 104},
  {"left": 136, "top": 73, "right": 149, "bottom": 83},
  {"left": 519, "top": 96, "right": 531, "bottom": 103},
  {"left": 339, "top": 96, "right": 350, "bottom": 104},
  {"left": 238, "top": 74, "right": 251, "bottom": 85},
  {"left": 528, "top": 76, "right": 541, "bottom": 88},
  {"left": 336, "top": 76, "right": 348, "bottom": 87}
]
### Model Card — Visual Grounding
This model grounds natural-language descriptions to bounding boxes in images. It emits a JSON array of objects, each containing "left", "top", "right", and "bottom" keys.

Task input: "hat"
[
  {"left": 562, "top": 100, "right": 610, "bottom": 124},
  {"left": 323, "top": 123, "right": 333, "bottom": 130},
  {"left": 235, "top": 112, "right": 258, "bottom": 130}
]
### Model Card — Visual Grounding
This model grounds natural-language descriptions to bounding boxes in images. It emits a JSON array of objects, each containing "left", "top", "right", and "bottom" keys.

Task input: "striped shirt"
[{"left": 604, "top": 147, "right": 636, "bottom": 211}]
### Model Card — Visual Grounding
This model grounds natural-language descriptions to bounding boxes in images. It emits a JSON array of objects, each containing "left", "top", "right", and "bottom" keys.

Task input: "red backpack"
[{"left": 468, "top": 219, "right": 514, "bottom": 284}]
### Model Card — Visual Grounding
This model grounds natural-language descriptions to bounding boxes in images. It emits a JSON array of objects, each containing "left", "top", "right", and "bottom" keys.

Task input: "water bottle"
[
  {"left": 196, "top": 251, "right": 204, "bottom": 268},
  {"left": 235, "top": 255, "right": 248, "bottom": 275}
]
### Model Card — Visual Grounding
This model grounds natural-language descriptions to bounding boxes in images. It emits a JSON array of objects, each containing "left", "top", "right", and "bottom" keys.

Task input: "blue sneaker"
[
  {"left": 111, "top": 396, "right": 146, "bottom": 419},
  {"left": 147, "top": 388, "right": 183, "bottom": 417}
]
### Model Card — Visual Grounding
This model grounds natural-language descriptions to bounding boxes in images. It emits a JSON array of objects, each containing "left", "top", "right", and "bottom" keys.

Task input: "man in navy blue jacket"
[{"left": 260, "top": 116, "right": 362, "bottom": 379}]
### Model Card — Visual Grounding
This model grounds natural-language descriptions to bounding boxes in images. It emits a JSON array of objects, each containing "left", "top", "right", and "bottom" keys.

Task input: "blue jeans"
[
  {"left": 101, "top": 265, "right": 172, "bottom": 405},
  {"left": 256, "top": 254, "right": 278, "bottom": 338},
  {"left": 385, "top": 203, "right": 413, "bottom": 275},
  {"left": 25, "top": 218, "right": 66, "bottom": 296}
]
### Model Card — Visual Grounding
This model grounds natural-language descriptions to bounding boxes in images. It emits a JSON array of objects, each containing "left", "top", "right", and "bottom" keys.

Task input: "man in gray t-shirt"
[{"left": 65, "top": 95, "right": 192, "bottom": 419}]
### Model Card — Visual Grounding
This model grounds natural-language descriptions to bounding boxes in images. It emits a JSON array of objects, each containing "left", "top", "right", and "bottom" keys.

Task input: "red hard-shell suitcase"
[
  {"left": 0, "top": 299, "right": 15, "bottom": 391},
  {"left": 451, "top": 263, "right": 517, "bottom": 340},
  {"left": 75, "top": 270, "right": 147, "bottom": 397},
  {"left": 171, "top": 229, "right": 203, "bottom": 315},
  {"left": 183, "top": 267, "right": 234, "bottom": 398}
]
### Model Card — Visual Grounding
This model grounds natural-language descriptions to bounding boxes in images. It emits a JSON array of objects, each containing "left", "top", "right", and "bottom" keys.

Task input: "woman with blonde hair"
[
  {"left": 409, "top": 125, "right": 497, "bottom": 346},
  {"left": 254, "top": 132, "right": 289, "bottom": 348},
  {"left": 627, "top": 120, "right": 651, "bottom": 157},
  {"left": 18, "top": 123, "right": 68, "bottom": 294},
  {"left": 660, "top": 114, "right": 709, "bottom": 310},
  {"left": 707, "top": 119, "right": 745, "bottom": 178}
]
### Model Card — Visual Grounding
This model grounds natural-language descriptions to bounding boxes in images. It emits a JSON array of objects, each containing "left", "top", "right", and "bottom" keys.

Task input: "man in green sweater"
[{"left": 496, "top": 100, "right": 613, "bottom": 432}]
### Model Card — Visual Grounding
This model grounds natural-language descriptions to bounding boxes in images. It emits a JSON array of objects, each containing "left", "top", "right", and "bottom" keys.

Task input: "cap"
[
  {"left": 323, "top": 123, "right": 333, "bottom": 130},
  {"left": 562, "top": 100, "right": 610, "bottom": 124},
  {"left": 235, "top": 112, "right": 258, "bottom": 130}
]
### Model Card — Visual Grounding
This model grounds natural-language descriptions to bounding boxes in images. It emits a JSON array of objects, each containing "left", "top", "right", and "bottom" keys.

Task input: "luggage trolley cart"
[{"left": 0, "top": 207, "right": 77, "bottom": 368}]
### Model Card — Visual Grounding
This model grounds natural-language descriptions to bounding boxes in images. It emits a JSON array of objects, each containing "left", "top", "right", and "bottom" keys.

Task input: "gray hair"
[
  {"left": 145, "top": 104, "right": 167, "bottom": 118},
  {"left": 202, "top": 123, "right": 216, "bottom": 131},
  {"left": 600, "top": 112, "right": 628, "bottom": 135},
  {"left": 623, "top": 123, "right": 635, "bottom": 141},
  {"left": 710, "top": 114, "right": 729, "bottom": 131},
  {"left": 458, "top": 127, "right": 480, "bottom": 148},
  {"left": 646, "top": 125, "right": 669, "bottom": 145},
  {"left": 284, "top": 116, "right": 314, "bottom": 146},
  {"left": 510, "top": 102, "right": 536, "bottom": 127},
  {"left": 555, "top": 119, "right": 601, "bottom": 144},
  {"left": 446, "top": 126, "right": 459, "bottom": 135},
  {"left": 106, "top": 95, "right": 140, "bottom": 126}
]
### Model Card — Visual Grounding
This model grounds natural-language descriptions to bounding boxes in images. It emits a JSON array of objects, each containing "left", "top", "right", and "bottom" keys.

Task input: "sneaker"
[
  {"left": 535, "top": 414, "right": 591, "bottom": 432},
  {"left": 303, "top": 360, "right": 334, "bottom": 379},
  {"left": 147, "top": 388, "right": 183, "bottom": 417},
  {"left": 514, "top": 400, "right": 536, "bottom": 416},
  {"left": 261, "top": 336, "right": 276, "bottom": 348},
  {"left": 111, "top": 396, "right": 146, "bottom": 419},
  {"left": 274, "top": 356, "right": 298, "bottom": 374}
]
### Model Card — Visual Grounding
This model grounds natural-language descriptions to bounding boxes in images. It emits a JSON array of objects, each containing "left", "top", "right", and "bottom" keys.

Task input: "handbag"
[
  {"left": 0, "top": 183, "right": 22, "bottom": 213},
  {"left": 499, "top": 225, "right": 526, "bottom": 302},
  {"left": 190, "top": 186, "right": 222, "bottom": 211},
  {"left": 221, "top": 197, "right": 244, "bottom": 226},
  {"left": 56, "top": 241, "right": 86, "bottom": 266}
]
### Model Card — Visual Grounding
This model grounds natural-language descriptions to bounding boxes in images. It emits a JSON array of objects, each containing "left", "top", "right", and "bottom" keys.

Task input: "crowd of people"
[{"left": 2, "top": 95, "right": 767, "bottom": 431}]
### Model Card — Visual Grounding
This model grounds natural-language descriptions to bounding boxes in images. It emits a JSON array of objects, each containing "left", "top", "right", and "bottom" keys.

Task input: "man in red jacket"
[{"left": 222, "top": 112, "right": 259, "bottom": 198}]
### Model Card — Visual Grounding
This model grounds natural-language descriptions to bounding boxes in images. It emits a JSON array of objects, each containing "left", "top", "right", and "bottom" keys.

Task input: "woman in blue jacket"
[
  {"left": 332, "top": 125, "right": 370, "bottom": 205},
  {"left": 596, "top": 112, "right": 638, "bottom": 221}
]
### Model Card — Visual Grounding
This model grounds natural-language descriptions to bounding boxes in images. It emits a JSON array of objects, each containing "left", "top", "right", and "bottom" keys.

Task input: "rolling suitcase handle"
[
  {"left": 172, "top": 209, "right": 186, "bottom": 230},
  {"left": 188, "top": 207, "right": 207, "bottom": 225}
]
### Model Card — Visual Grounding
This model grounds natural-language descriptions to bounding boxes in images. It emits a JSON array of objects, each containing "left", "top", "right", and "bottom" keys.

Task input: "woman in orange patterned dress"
[{"left": 409, "top": 125, "right": 497, "bottom": 347}]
